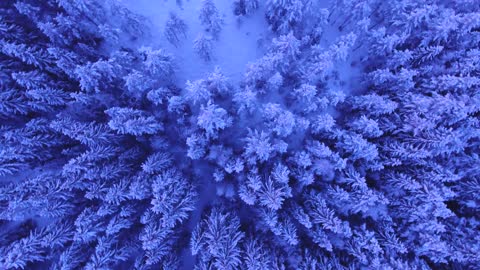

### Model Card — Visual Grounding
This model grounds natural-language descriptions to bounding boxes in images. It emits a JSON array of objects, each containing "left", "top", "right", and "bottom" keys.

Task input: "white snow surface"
[{"left": 123, "top": 0, "right": 270, "bottom": 86}]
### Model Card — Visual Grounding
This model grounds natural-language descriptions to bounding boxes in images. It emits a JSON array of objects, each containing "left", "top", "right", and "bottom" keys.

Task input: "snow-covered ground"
[{"left": 123, "top": 0, "right": 270, "bottom": 85}]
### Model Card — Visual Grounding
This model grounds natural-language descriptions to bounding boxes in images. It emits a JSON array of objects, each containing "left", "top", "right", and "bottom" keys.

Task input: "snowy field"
[{"left": 124, "top": 0, "right": 270, "bottom": 84}]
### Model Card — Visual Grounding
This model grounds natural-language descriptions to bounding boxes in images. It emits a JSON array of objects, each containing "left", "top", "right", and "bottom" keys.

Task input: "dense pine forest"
[{"left": 0, "top": 0, "right": 479, "bottom": 269}]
